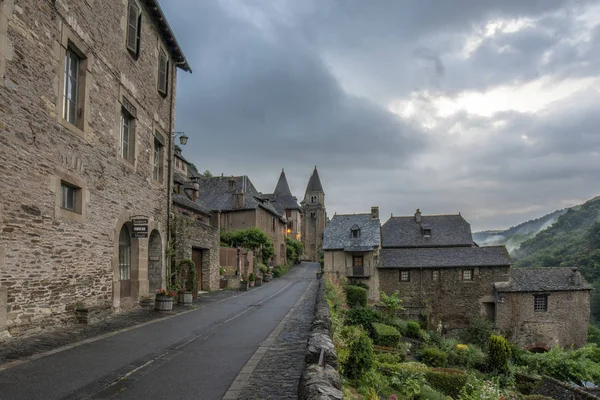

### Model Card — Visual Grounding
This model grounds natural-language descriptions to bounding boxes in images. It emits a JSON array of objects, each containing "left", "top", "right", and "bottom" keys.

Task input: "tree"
[
  {"left": 220, "top": 227, "right": 274, "bottom": 264},
  {"left": 187, "top": 162, "right": 199, "bottom": 173},
  {"left": 378, "top": 290, "right": 404, "bottom": 320},
  {"left": 286, "top": 237, "right": 304, "bottom": 265},
  {"left": 202, "top": 170, "right": 213, "bottom": 177}
]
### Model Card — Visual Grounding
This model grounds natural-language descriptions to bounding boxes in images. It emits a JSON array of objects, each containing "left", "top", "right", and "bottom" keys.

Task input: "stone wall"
[
  {"left": 0, "top": 0, "right": 183, "bottom": 336},
  {"left": 496, "top": 290, "right": 590, "bottom": 349},
  {"left": 518, "top": 374, "right": 600, "bottom": 400},
  {"left": 324, "top": 249, "right": 380, "bottom": 301},
  {"left": 379, "top": 266, "right": 510, "bottom": 330},
  {"left": 298, "top": 278, "right": 342, "bottom": 399},
  {"left": 302, "top": 196, "right": 327, "bottom": 262},
  {"left": 172, "top": 208, "right": 220, "bottom": 292}
]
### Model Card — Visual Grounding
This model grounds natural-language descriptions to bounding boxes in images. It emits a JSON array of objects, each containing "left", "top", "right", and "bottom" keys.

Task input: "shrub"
[
  {"left": 418, "top": 347, "right": 448, "bottom": 368},
  {"left": 425, "top": 368, "right": 468, "bottom": 399},
  {"left": 416, "top": 384, "right": 452, "bottom": 400},
  {"left": 257, "top": 263, "right": 268, "bottom": 274},
  {"left": 376, "top": 352, "right": 403, "bottom": 364},
  {"left": 447, "top": 344, "right": 487, "bottom": 370},
  {"left": 345, "top": 307, "right": 384, "bottom": 336},
  {"left": 457, "top": 374, "right": 502, "bottom": 400},
  {"left": 406, "top": 321, "right": 423, "bottom": 339},
  {"left": 388, "top": 318, "right": 408, "bottom": 335},
  {"left": 339, "top": 325, "right": 374, "bottom": 382},
  {"left": 589, "top": 324, "right": 600, "bottom": 346},
  {"left": 379, "top": 290, "right": 404, "bottom": 320},
  {"left": 521, "top": 396, "right": 553, "bottom": 400},
  {"left": 248, "top": 272, "right": 255, "bottom": 281},
  {"left": 372, "top": 323, "right": 401, "bottom": 347},
  {"left": 462, "top": 316, "right": 493, "bottom": 349},
  {"left": 345, "top": 285, "right": 368, "bottom": 308},
  {"left": 349, "top": 281, "right": 369, "bottom": 290},
  {"left": 175, "top": 259, "right": 196, "bottom": 292},
  {"left": 271, "top": 264, "right": 290, "bottom": 278},
  {"left": 487, "top": 334, "right": 511, "bottom": 374}
]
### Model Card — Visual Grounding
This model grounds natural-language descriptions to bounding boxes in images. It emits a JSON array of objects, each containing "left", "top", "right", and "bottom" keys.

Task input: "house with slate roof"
[
  {"left": 379, "top": 209, "right": 513, "bottom": 330},
  {"left": 195, "top": 175, "right": 288, "bottom": 266},
  {"left": 264, "top": 169, "right": 303, "bottom": 242},
  {"left": 170, "top": 148, "right": 220, "bottom": 295},
  {"left": 494, "top": 267, "right": 591, "bottom": 349},
  {"left": 323, "top": 207, "right": 381, "bottom": 301}
]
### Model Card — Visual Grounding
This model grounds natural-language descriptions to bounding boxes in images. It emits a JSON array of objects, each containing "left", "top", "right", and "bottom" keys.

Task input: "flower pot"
[
  {"left": 263, "top": 273, "right": 272, "bottom": 282},
  {"left": 178, "top": 291, "right": 193, "bottom": 305},
  {"left": 249, "top": 280, "right": 255, "bottom": 287},
  {"left": 240, "top": 281, "right": 248, "bottom": 291},
  {"left": 255, "top": 276, "right": 263, "bottom": 287},
  {"left": 154, "top": 295, "right": 173, "bottom": 311},
  {"left": 140, "top": 298, "right": 154, "bottom": 308}
]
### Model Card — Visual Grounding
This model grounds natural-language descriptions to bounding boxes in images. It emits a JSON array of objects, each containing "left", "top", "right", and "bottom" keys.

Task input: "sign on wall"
[{"left": 131, "top": 216, "right": 149, "bottom": 238}]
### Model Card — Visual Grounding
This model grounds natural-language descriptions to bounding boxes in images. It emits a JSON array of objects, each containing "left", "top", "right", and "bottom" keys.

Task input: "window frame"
[
  {"left": 353, "top": 255, "right": 364, "bottom": 267},
  {"left": 534, "top": 294, "right": 548, "bottom": 312},
  {"left": 54, "top": 171, "right": 87, "bottom": 222},
  {"left": 60, "top": 182, "right": 78, "bottom": 212},
  {"left": 461, "top": 269, "right": 474, "bottom": 281},
  {"left": 126, "top": 0, "right": 142, "bottom": 58},
  {"left": 157, "top": 46, "right": 169, "bottom": 96},
  {"left": 152, "top": 132, "right": 165, "bottom": 183},
  {"left": 432, "top": 269, "right": 440, "bottom": 281},
  {"left": 400, "top": 270, "right": 410, "bottom": 282},
  {"left": 423, "top": 228, "right": 432, "bottom": 237}
]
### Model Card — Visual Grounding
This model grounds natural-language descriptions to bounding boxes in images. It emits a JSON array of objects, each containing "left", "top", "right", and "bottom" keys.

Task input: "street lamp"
[{"left": 173, "top": 131, "right": 189, "bottom": 146}]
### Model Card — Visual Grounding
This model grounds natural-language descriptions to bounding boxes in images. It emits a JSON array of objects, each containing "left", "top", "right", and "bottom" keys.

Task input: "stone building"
[
  {"left": 171, "top": 148, "right": 220, "bottom": 295},
  {"left": 196, "top": 175, "right": 288, "bottom": 266},
  {"left": 264, "top": 169, "right": 302, "bottom": 242},
  {"left": 323, "top": 207, "right": 381, "bottom": 301},
  {"left": 0, "top": 0, "right": 190, "bottom": 337},
  {"left": 494, "top": 267, "right": 591, "bottom": 350},
  {"left": 301, "top": 167, "right": 327, "bottom": 262}
]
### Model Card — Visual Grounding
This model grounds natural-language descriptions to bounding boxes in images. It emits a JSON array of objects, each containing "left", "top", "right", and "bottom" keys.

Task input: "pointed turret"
[
  {"left": 305, "top": 166, "right": 324, "bottom": 195},
  {"left": 274, "top": 169, "right": 293, "bottom": 197}
]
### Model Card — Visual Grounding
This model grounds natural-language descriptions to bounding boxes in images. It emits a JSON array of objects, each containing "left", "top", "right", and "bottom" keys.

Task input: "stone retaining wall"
[
  {"left": 298, "top": 278, "right": 343, "bottom": 400},
  {"left": 534, "top": 377, "right": 600, "bottom": 400}
]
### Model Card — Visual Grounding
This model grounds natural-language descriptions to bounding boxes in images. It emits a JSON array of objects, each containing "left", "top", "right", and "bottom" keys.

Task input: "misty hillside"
[
  {"left": 511, "top": 196, "right": 600, "bottom": 322},
  {"left": 473, "top": 208, "right": 568, "bottom": 252}
]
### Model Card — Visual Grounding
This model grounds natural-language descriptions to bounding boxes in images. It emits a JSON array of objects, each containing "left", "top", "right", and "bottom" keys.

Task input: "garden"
[{"left": 325, "top": 277, "right": 600, "bottom": 400}]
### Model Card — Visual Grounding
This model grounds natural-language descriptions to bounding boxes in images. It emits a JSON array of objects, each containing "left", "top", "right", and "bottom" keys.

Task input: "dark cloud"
[{"left": 161, "top": 0, "right": 600, "bottom": 231}]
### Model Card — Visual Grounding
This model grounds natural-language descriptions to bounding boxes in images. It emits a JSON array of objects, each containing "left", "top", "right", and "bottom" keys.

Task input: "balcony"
[{"left": 346, "top": 265, "right": 372, "bottom": 278}]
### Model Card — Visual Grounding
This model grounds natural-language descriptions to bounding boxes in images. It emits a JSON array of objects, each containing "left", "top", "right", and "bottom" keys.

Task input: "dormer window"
[
  {"left": 422, "top": 226, "right": 432, "bottom": 237},
  {"left": 351, "top": 225, "right": 360, "bottom": 239},
  {"left": 229, "top": 179, "right": 236, "bottom": 190}
]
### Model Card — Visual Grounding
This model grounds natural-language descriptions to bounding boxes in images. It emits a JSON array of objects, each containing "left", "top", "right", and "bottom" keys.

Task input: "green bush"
[
  {"left": 372, "top": 322, "right": 401, "bottom": 347},
  {"left": 521, "top": 396, "right": 553, "bottom": 400},
  {"left": 487, "top": 334, "right": 511, "bottom": 374},
  {"left": 340, "top": 325, "right": 374, "bottom": 382},
  {"left": 379, "top": 290, "right": 405, "bottom": 320},
  {"left": 257, "top": 263, "right": 268, "bottom": 274},
  {"left": 344, "top": 285, "right": 368, "bottom": 308},
  {"left": 248, "top": 272, "right": 255, "bottom": 281},
  {"left": 419, "top": 347, "right": 448, "bottom": 368},
  {"left": 345, "top": 307, "right": 384, "bottom": 336},
  {"left": 271, "top": 264, "right": 290, "bottom": 278},
  {"left": 589, "top": 324, "right": 600, "bottom": 346},
  {"left": 375, "top": 352, "right": 403, "bottom": 364},
  {"left": 388, "top": 318, "right": 408, "bottom": 335},
  {"left": 462, "top": 316, "right": 493, "bottom": 349},
  {"left": 416, "top": 384, "right": 452, "bottom": 400},
  {"left": 349, "top": 281, "right": 369, "bottom": 290},
  {"left": 425, "top": 368, "right": 468, "bottom": 399},
  {"left": 447, "top": 344, "right": 487, "bottom": 370},
  {"left": 406, "top": 321, "right": 423, "bottom": 339}
]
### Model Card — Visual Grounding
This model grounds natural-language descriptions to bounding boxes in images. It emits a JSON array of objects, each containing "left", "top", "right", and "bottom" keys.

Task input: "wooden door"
[{"left": 192, "top": 249, "right": 203, "bottom": 297}]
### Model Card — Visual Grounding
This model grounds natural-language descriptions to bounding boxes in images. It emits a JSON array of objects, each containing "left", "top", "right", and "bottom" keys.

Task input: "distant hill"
[{"left": 473, "top": 209, "right": 568, "bottom": 252}]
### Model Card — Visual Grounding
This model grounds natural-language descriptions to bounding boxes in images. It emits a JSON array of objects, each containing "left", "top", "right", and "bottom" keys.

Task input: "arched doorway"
[
  {"left": 148, "top": 230, "right": 162, "bottom": 293},
  {"left": 118, "top": 225, "right": 132, "bottom": 299}
]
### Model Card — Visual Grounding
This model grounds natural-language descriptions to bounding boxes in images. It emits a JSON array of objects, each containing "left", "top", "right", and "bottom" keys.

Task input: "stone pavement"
[
  {"left": 235, "top": 275, "right": 319, "bottom": 399},
  {"left": 0, "top": 289, "right": 241, "bottom": 366}
]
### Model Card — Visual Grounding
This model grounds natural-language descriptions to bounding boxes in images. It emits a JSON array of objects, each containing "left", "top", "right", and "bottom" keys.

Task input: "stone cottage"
[
  {"left": 0, "top": 0, "right": 190, "bottom": 337},
  {"left": 301, "top": 167, "right": 327, "bottom": 262},
  {"left": 264, "top": 169, "right": 303, "bottom": 243},
  {"left": 494, "top": 267, "right": 591, "bottom": 350},
  {"left": 196, "top": 175, "right": 288, "bottom": 266},
  {"left": 323, "top": 207, "right": 381, "bottom": 301},
  {"left": 171, "top": 148, "right": 220, "bottom": 295}
]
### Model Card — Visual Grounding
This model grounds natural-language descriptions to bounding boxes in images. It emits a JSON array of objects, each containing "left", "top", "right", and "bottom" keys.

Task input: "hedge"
[
  {"left": 344, "top": 285, "right": 367, "bottom": 308},
  {"left": 406, "top": 321, "right": 422, "bottom": 339},
  {"left": 345, "top": 307, "right": 383, "bottom": 337},
  {"left": 419, "top": 347, "right": 448, "bottom": 368},
  {"left": 425, "top": 368, "right": 468, "bottom": 399},
  {"left": 372, "top": 322, "right": 401, "bottom": 347}
]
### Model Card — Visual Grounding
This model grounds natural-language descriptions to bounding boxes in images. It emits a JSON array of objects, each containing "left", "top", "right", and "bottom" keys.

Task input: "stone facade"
[
  {"left": 324, "top": 250, "right": 381, "bottom": 301},
  {"left": 496, "top": 289, "right": 590, "bottom": 349},
  {"left": 0, "top": 0, "right": 189, "bottom": 337},
  {"left": 301, "top": 168, "right": 327, "bottom": 262},
  {"left": 379, "top": 266, "right": 510, "bottom": 329}
]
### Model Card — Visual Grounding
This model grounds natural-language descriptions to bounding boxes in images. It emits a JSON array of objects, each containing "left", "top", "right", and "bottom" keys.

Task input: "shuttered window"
[
  {"left": 126, "top": 0, "right": 142, "bottom": 57},
  {"left": 158, "top": 48, "right": 169, "bottom": 95}
]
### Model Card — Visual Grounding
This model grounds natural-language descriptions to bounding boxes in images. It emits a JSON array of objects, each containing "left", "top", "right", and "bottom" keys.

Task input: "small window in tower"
[{"left": 311, "top": 195, "right": 317, "bottom": 203}]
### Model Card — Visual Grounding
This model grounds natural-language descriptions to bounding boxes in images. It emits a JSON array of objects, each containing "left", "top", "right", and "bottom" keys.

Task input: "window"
[
  {"left": 60, "top": 182, "right": 78, "bottom": 212},
  {"left": 353, "top": 256, "right": 363, "bottom": 267},
  {"left": 272, "top": 217, "right": 276, "bottom": 231},
  {"left": 534, "top": 295, "right": 548, "bottom": 312},
  {"left": 351, "top": 229, "right": 360, "bottom": 238},
  {"left": 158, "top": 48, "right": 169, "bottom": 95},
  {"left": 432, "top": 270, "right": 439, "bottom": 281},
  {"left": 126, "top": 0, "right": 142, "bottom": 58},
  {"left": 63, "top": 48, "right": 80, "bottom": 125},
  {"left": 286, "top": 209, "right": 292, "bottom": 218},
  {"left": 400, "top": 270, "right": 410, "bottom": 282},
  {"left": 423, "top": 228, "right": 432, "bottom": 237},
  {"left": 462, "top": 269, "right": 473, "bottom": 281},
  {"left": 119, "top": 98, "right": 137, "bottom": 163},
  {"left": 153, "top": 135, "right": 164, "bottom": 182},
  {"left": 310, "top": 195, "right": 317, "bottom": 204}
]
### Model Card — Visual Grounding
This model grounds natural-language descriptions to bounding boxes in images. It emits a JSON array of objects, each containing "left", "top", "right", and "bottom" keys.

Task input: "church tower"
[{"left": 301, "top": 167, "right": 327, "bottom": 262}]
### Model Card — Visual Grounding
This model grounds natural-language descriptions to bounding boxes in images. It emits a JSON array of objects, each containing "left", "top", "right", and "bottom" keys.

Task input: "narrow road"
[{"left": 0, "top": 262, "right": 319, "bottom": 400}]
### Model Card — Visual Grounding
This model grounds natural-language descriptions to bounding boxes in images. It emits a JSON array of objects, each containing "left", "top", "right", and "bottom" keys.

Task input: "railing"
[{"left": 346, "top": 265, "right": 372, "bottom": 278}]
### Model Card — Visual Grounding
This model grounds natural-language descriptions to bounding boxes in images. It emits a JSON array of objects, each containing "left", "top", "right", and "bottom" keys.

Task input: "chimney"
[
  {"left": 371, "top": 206, "right": 379, "bottom": 219},
  {"left": 571, "top": 267, "right": 582, "bottom": 286},
  {"left": 415, "top": 209, "right": 422, "bottom": 223},
  {"left": 191, "top": 182, "right": 199, "bottom": 202},
  {"left": 229, "top": 177, "right": 236, "bottom": 191}
]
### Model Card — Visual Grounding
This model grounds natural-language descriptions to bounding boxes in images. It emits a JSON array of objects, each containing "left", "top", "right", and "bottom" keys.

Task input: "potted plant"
[
  {"left": 155, "top": 289, "right": 176, "bottom": 311},
  {"left": 176, "top": 259, "right": 196, "bottom": 305},
  {"left": 240, "top": 274, "right": 248, "bottom": 291},
  {"left": 140, "top": 295, "right": 154, "bottom": 308},
  {"left": 248, "top": 272, "right": 256, "bottom": 287},
  {"left": 260, "top": 264, "right": 271, "bottom": 282},
  {"left": 219, "top": 267, "right": 228, "bottom": 289}
]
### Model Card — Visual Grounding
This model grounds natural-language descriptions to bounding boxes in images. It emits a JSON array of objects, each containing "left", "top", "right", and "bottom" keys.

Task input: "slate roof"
[
  {"left": 305, "top": 167, "right": 324, "bottom": 195},
  {"left": 195, "top": 176, "right": 284, "bottom": 219},
  {"left": 379, "top": 246, "right": 511, "bottom": 269},
  {"left": 323, "top": 213, "right": 380, "bottom": 251},
  {"left": 173, "top": 194, "right": 211, "bottom": 216},
  {"left": 494, "top": 267, "right": 592, "bottom": 292},
  {"left": 382, "top": 214, "right": 473, "bottom": 248},
  {"left": 264, "top": 170, "right": 301, "bottom": 211}
]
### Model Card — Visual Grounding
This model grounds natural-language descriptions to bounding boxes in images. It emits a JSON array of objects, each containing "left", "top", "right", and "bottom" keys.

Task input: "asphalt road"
[{"left": 0, "top": 262, "right": 319, "bottom": 400}]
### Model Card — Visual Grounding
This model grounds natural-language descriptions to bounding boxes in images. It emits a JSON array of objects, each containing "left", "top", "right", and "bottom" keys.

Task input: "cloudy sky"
[{"left": 161, "top": 0, "right": 600, "bottom": 232}]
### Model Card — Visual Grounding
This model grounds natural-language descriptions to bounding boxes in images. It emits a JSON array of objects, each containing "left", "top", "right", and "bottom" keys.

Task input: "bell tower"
[{"left": 301, "top": 167, "right": 327, "bottom": 262}]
